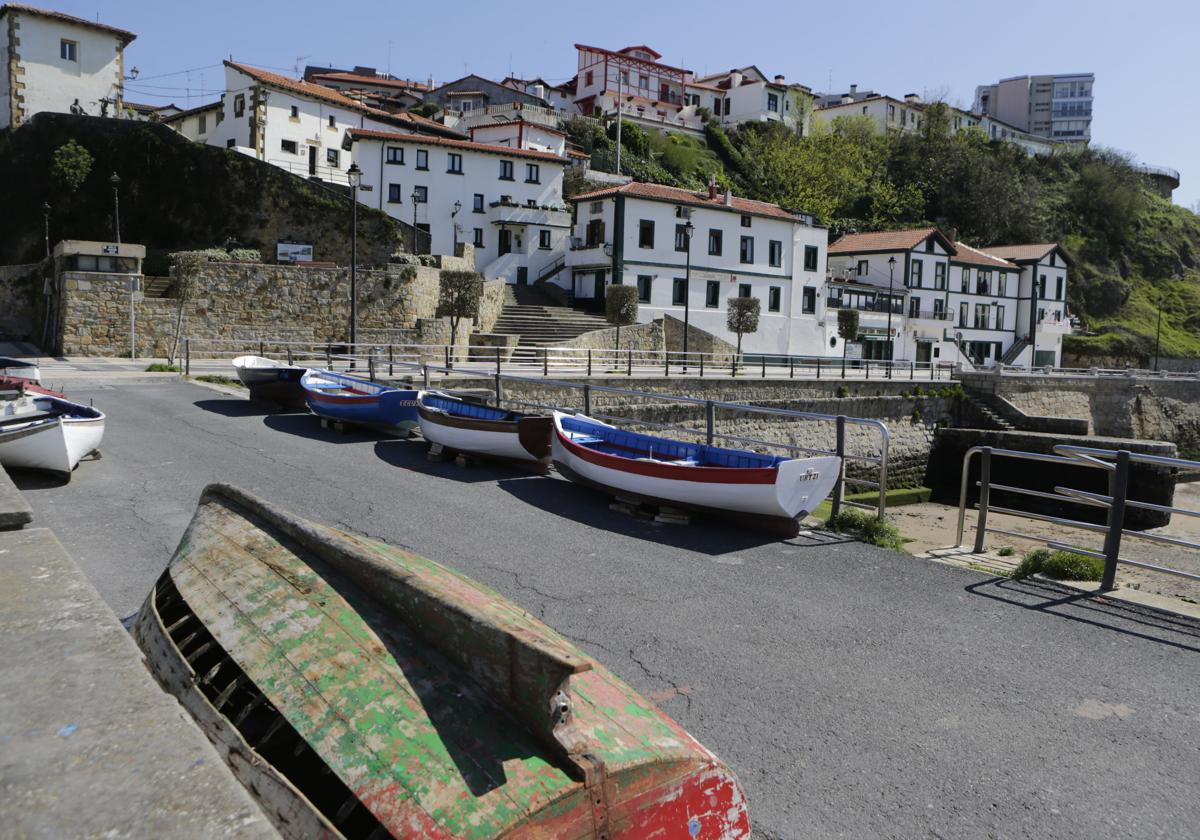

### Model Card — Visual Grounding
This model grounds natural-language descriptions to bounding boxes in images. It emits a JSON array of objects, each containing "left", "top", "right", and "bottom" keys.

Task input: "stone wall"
[
  {"left": 558, "top": 319, "right": 665, "bottom": 361},
  {"left": 663, "top": 314, "right": 737, "bottom": 363},
  {"left": 468, "top": 333, "right": 520, "bottom": 361},
  {"left": 477, "top": 279, "right": 507, "bottom": 334},
  {"left": 0, "top": 263, "right": 41, "bottom": 340}
]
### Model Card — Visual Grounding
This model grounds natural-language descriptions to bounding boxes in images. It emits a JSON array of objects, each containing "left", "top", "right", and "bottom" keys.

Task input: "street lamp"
[
  {"left": 109, "top": 172, "right": 121, "bottom": 244},
  {"left": 886, "top": 255, "right": 896, "bottom": 377},
  {"left": 1153, "top": 294, "right": 1164, "bottom": 372},
  {"left": 346, "top": 162, "right": 362, "bottom": 354},
  {"left": 411, "top": 189, "right": 421, "bottom": 255},
  {"left": 42, "top": 202, "right": 51, "bottom": 259},
  {"left": 451, "top": 199, "right": 462, "bottom": 254},
  {"left": 682, "top": 219, "right": 694, "bottom": 368}
]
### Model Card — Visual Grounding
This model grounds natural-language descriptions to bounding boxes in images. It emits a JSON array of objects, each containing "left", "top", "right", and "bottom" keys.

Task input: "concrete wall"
[{"left": 0, "top": 262, "right": 41, "bottom": 340}]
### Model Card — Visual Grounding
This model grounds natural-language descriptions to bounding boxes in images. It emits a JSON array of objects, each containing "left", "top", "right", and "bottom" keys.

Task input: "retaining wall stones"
[{"left": 0, "top": 263, "right": 41, "bottom": 341}]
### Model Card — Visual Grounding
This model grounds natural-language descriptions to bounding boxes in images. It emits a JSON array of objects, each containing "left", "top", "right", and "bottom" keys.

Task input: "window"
[
  {"left": 997, "top": 274, "right": 1007, "bottom": 296},
  {"left": 234, "top": 94, "right": 245, "bottom": 118},
  {"left": 768, "top": 287, "right": 781, "bottom": 312},
  {"left": 910, "top": 260, "right": 923, "bottom": 287},
  {"left": 1038, "top": 274, "right": 1047, "bottom": 299},
  {"left": 960, "top": 267, "right": 970, "bottom": 292},
  {"left": 416, "top": 149, "right": 428, "bottom": 170},
  {"left": 539, "top": 230, "right": 551, "bottom": 250},
  {"left": 675, "top": 224, "right": 689, "bottom": 252},
  {"left": 857, "top": 260, "right": 868, "bottom": 277},
  {"left": 1055, "top": 277, "right": 1063, "bottom": 300},
  {"left": 447, "top": 153, "right": 463, "bottom": 174},
  {"left": 708, "top": 229, "right": 722, "bottom": 256},
  {"left": 585, "top": 70, "right": 594, "bottom": 86},
  {"left": 60, "top": 39, "right": 77, "bottom": 61},
  {"left": 637, "top": 275, "right": 652, "bottom": 303},
  {"left": 326, "top": 148, "right": 339, "bottom": 167},
  {"left": 909, "top": 296, "right": 921, "bottom": 318},
  {"left": 585, "top": 218, "right": 604, "bottom": 248},
  {"left": 386, "top": 146, "right": 404, "bottom": 164},
  {"left": 525, "top": 163, "right": 540, "bottom": 183},
  {"left": 977, "top": 270, "right": 991, "bottom": 295},
  {"left": 473, "top": 228, "right": 484, "bottom": 247},
  {"left": 706, "top": 281, "right": 720, "bottom": 308},
  {"left": 767, "top": 93, "right": 779, "bottom": 112},
  {"left": 804, "top": 245, "right": 818, "bottom": 272},
  {"left": 413, "top": 185, "right": 428, "bottom": 203},
  {"left": 672, "top": 278, "right": 687, "bottom": 305},
  {"left": 225, "top": 138, "right": 235, "bottom": 149},
  {"left": 738, "top": 283, "right": 752, "bottom": 298},
  {"left": 769, "top": 240, "right": 782, "bottom": 268},
  {"left": 328, "top": 115, "right": 336, "bottom": 129},
  {"left": 290, "top": 105, "right": 299, "bottom": 119},
  {"left": 996, "top": 305, "right": 1006, "bottom": 330},
  {"left": 638, "top": 219, "right": 655, "bottom": 248},
  {"left": 974, "top": 303, "right": 990, "bottom": 329},
  {"left": 959, "top": 302, "right": 969, "bottom": 327},
  {"left": 925, "top": 238, "right": 935, "bottom": 253},
  {"left": 740, "top": 236, "right": 754, "bottom": 264},
  {"left": 280, "top": 139, "right": 298, "bottom": 154},
  {"left": 472, "top": 193, "right": 484, "bottom": 213},
  {"left": 740, "top": 215, "right": 752, "bottom": 228},
  {"left": 499, "top": 160, "right": 514, "bottom": 180},
  {"left": 198, "top": 114, "right": 207, "bottom": 134},
  {"left": 590, "top": 201, "right": 603, "bottom": 215},
  {"left": 388, "top": 184, "right": 403, "bottom": 203},
  {"left": 934, "top": 262, "right": 946, "bottom": 290},
  {"left": 933, "top": 299, "right": 945, "bottom": 318},
  {"left": 802, "top": 287, "right": 816, "bottom": 314}
]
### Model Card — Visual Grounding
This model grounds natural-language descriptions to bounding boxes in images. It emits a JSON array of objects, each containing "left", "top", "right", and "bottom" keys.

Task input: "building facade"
[
  {"left": 1, "top": 4, "right": 136, "bottom": 128},
  {"left": 984, "top": 243, "right": 1073, "bottom": 367},
  {"left": 572, "top": 44, "right": 705, "bottom": 133},
  {"left": 565, "top": 182, "right": 828, "bottom": 356},
  {"left": 973, "top": 73, "right": 1094, "bottom": 144},
  {"left": 693, "top": 66, "right": 813, "bottom": 134},
  {"left": 423, "top": 74, "right": 549, "bottom": 117},
  {"left": 161, "top": 100, "right": 221, "bottom": 142}
]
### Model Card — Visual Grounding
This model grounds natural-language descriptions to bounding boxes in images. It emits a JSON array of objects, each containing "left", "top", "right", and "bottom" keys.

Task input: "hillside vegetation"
[{"left": 565, "top": 107, "right": 1200, "bottom": 361}]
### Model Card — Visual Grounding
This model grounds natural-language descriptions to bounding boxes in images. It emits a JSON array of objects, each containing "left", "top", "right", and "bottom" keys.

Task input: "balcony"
[
  {"left": 566, "top": 239, "right": 609, "bottom": 268},
  {"left": 909, "top": 309, "right": 953, "bottom": 322},
  {"left": 489, "top": 201, "right": 571, "bottom": 228},
  {"left": 1037, "top": 315, "right": 1071, "bottom": 333},
  {"left": 826, "top": 297, "right": 905, "bottom": 315}
]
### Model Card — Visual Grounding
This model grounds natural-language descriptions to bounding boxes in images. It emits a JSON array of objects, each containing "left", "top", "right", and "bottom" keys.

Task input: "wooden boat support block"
[
  {"left": 0, "top": 527, "right": 277, "bottom": 837},
  {"left": 0, "top": 465, "right": 33, "bottom": 529}
]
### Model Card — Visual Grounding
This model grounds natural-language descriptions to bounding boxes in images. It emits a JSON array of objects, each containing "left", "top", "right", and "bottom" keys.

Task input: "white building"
[
  {"left": 983, "top": 243, "right": 1073, "bottom": 367},
  {"left": 346, "top": 128, "right": 570, "bottom": 284},
  {"left": 815, "top": 94, "right": 930, "bottom": 135},
  {"left": 693, "top": 66, "right": 813, "bottom": 134},
  {"left": 467, "top": 119, "right": 567, "bottom": 156},
  {"left": 501, "top": 76, "right": 578, "bottom": 114},
  {"left": 565, "top": 181, "right": 828, "bottom": 357},
  {"left": 946, "top": 242, "right": 1025, "bottom": 367},
  {"left": 206, "top": 61, "right": 461, "bottom": 186},
  {"left": 572, "top": 44, "right": 705, "bottom": 133},
  {"left": 0, "top": 4, "right": 136, "bottom": 128},
  {"left": 161, "top": 100, "right": 221, "bottom": 142},
  {"left": 974, "top": 73, "right": 1094, "bottom": 144}
]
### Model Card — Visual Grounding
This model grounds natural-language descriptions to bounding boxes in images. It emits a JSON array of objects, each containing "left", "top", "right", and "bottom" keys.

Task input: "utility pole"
[
  {"left": 615, "top": 68, "right": 623, "bottom": 175},
  {"left": 886, "top": 256, "right": 896, "bottom": 377},
  {"left": 110, "top": 172, "right": 121, "bottom": 244},
  {"left": 682, "top": 220, "right": 693, "bottom": 370},
  {"left": 42, "top": 202, "right": 51, "bottom": 259},
  {"left": 1153, "top": 294, "right": 1164, "bottom": 372}
]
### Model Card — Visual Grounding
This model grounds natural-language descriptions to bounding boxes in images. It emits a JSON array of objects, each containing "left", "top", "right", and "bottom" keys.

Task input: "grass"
[
  {"left": 193, "top": 374, "right": 245, "bottom": 388},
  {"left": 823, "top": 508, "right": 907, "bottom": 551},
  {"left": 145, "top": 362, "right": 180, "bottom": 372},
  {"left": 998, "top": 546, "right": 1016, "bottom": 557},
  {"left": 1011, "top": 548, "right": 1105, "bottom": 582},
  {"left": 810, "top": 486, "right": 930, "bottom": 522}
]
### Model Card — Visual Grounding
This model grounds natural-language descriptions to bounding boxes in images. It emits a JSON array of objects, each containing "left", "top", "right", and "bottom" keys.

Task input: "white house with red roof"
[
  {"left": 0, "top": 3, "right": 136, "bottom": 128},
  {"left": 565, "top": 181, "right": 828, "bottom": 356},
  {"left": 984, "top": 243, "right": 1073, "bottom": 367},
  {"left": 467, "top": 119, "right": 566, "bottom": 156},
  {"left": 345, "top": 128, "right": 570, "bottom": 284},
  {"left": 573, "top": 44, "right": 708, "bottom": 133},
  {"left": 693, "top": 67, "right": 814, "bottom": 134}
]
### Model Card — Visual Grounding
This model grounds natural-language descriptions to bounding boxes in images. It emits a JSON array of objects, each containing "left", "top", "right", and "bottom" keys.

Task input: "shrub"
[
  {"left": 836, "top": 385, "right": 849, "bottom": 398},
  {"left": 824, "top": 508, "right": 906, "bottom": 551},
  {"left": 605, "top": 284, "right": 639, "bottom": 351},
  {"left": 145, "top": 362, "right": 179, "bottom": 372},
  {"left": 998, "top": 546, "right": 1016, "bottom": 557},
  {"left": 1011, "top": 548, "right": 1104, "bottom": 581}
]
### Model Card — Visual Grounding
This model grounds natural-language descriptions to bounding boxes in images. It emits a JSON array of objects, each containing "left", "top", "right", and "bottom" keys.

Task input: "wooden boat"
[
  {"left": 417, "top": 390, "right": 552, "bottom": 470},
  {"left": 299, "top": 368, "right": 419, "bottom": 434},
  {"left": 0, "top": 376, "right": 64, "bottom": 398},
  {"left": 0, "top": 392, "right": 105, "bottom": 475},
  {"left": 0, "top": 357, "right": 41, "bottom": 383},
  {"left": 231, "top": 355, "right": 308, "bottom": 409},
  {"left": 552, "top": 411, "right": 840, "bottom": 535},
  {"left": 133, "top": 484, "right": 751, "bottom": 839}
]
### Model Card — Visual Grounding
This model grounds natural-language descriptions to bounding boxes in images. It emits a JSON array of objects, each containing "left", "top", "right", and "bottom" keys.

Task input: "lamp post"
[
  {"left": 347, "top": 163, "right": 362, "bottom": 356},
  {"left": 42, "top": 202, "right": 51, "bottom": 259},
  {"left": 886, "top": 255, "right": 896, "bottom": 377},
  {"left": 1030, "top": 281, "right": 1039, "bottom": 371},
  {"left": 411, "top": 189, "right": 420, "bottom": 255},
  {"left": 1153, "top": 294, "right": 1164, "bottom": 372},
  {"left": 451, "top": 199, "right": 462, "bottom": 254},
  {"left": 109, "top": 172, "right": 121, "bottom": 244},
  {"left": 682, "top": 219, "right": 694, "bottom": 369}
]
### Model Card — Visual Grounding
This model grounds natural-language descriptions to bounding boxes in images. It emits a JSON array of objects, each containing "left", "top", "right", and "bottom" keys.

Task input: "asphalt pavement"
[{"left": 13, "top": 375, "right": 1200, "bottom": 839}]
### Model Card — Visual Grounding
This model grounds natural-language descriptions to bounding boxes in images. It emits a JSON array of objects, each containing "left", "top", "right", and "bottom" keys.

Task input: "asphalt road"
[{"left": 14, "top": 375, "right": 1200, "bottom": 839}]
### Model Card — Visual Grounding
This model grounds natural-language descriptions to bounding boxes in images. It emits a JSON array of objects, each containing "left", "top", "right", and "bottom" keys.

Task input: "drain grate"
[{"left": 154, "top": 574, "right": 392, "bottom": 839}]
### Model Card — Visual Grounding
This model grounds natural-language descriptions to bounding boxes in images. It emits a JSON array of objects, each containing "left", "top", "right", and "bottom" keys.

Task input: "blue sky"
[{"left": 71, "top": 0, "right": 1200, "bottom": 209}]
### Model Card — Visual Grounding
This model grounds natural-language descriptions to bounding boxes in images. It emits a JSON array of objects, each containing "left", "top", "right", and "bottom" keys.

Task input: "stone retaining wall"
[{"left": 0, "top": 263, "right": 41, "bottom": 341}]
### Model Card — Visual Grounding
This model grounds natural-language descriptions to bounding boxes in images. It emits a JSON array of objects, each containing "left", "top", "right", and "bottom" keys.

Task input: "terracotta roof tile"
[
  {"left": 828, "top": 228, "right": 943, "bottom": 254},
  {"left": 309, "top": 71, "right": 426, "bottom": 92},
  {"left": 569, "top": 181, "right": 808, "bottom": 222},
  {"left": 1, "top": 3, "right": 135, "bottom": 43},
  {"left": 347, "top": 128, "right": 568, "bottom": 163},
  {"left": 949, "top": 241, "right": 1019, "bottom": 270},
  {"left": 982, "top": 243, "right": 1061, "bottom": 262}
]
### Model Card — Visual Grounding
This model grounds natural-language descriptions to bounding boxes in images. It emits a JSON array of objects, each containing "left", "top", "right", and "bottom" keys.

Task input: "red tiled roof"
[
  {"left": 310, "top": 71, "right": 426, "bottom": 92},
  {"left": 446, "top": 90, "right": 486, "bottom": 97},
  {"left": 828, "top": 228, "right": 946, "bottom": 254},
  {"left": 468, "top": 119, "right": 566, "bottom": 137},
  {"left": 347, "top": 128, "right": 568, "bottom": 163},
  {"left": 619, "top": 44, "right": 663, "bottom": 59},
  {"left": 161, "top": 101, "right": 221, "bottom": 122},
  {"left": 983, "top": 243, "right": 1063, "bottom": 263},
  {"left": 574, "top": 43, "right": 690, "bottom": 75},
  {"left": 568, "top": 181, "right": 807, "bottom": 222},
  {"left": 949, "top": 241, "right": 1019, "bottom": 270},
  {"left": 1, "top": 3, "right": 135, "bottom": 42}
]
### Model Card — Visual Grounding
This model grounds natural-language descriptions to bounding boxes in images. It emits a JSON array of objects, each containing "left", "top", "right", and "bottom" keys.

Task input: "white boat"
[
  {"left": 0, "top": 357, "right": 41, "bottom": 383},
  {"left": 417, "top": 391, "right": 552, "bottom": 471},
  {"left": 0, "top": 393, "right": 106, "bottom": 475},
  {"left": 551, "top": 411, "right": 840, "bottom": 535}
]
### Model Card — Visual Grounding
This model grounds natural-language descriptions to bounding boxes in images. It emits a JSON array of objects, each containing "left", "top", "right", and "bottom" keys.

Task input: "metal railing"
[{"left": 955, "top": 444, "right": 1200, "bottom": 590}]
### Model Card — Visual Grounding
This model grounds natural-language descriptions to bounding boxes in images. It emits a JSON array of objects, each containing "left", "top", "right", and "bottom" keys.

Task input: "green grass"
[
  {"left": 998, "top": 546, "right": 1016, "bottom": 557},
  {"left": 145, "top": 362, "right": 180, "bottom": 372},
  {"left": 193, "top": 374, "right": 245, "bottom": 388},
  {"left": 823, "top": 508, "right": 907, "bottom": 551},
  {"left": 1011, "top": 548, "right": 1104, "bottom": 581},
  {"left": 811, "top": 486, "right": 930, "bottom": 522}
]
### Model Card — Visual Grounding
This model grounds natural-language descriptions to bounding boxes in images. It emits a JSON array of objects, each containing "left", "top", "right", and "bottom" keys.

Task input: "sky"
[{"left": 62, "top": 0, "right": 1200, "bottom": 209}]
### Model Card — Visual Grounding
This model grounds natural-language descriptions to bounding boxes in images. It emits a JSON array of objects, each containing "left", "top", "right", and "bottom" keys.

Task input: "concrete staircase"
[
  {"left": 962, "top": 386, "right": 1017, "bottom": 431},
  {"left": 491, "top": 285, "right": 610, "bottom": 360},
  {"left": 1000, "top": 338, "right": 1030, "bottom": 366}
]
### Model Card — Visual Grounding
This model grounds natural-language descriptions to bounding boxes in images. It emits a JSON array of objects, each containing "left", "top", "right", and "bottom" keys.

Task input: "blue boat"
[{"left": 299, "top": 369, "right": 420, "bottom": 434}]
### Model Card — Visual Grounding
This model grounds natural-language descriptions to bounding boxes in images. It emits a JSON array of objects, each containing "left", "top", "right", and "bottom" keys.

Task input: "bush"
[
  {"left": 824, "top": 508, "right": 906, "bottom": 551},
  {"left": 50, "top": 139, "right": 93, "bottom": 192},
  {"left": 998, "top": 546, "right": 1016, "bottom": 557},
  {"left": 1011, "top": 548, "right": 1104, "bottom": 581},
  {"left": 836, "top": 385, "right": 849, "bottom": 398},
  {"left": 145, "top": 362, "right": 179, "bottom": 372}
]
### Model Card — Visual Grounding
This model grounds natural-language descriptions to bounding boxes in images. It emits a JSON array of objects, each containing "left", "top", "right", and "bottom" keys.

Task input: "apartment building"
[
  {"left": 984, "top": 243, "right": 1073, "bottom": 367},
  {"left": 423, "top": 74, "right": 549, "bottom": 116},
  {"left": 346, "top": 128, "right": 570, "bottom": 285},
  {"left": 973, "top": 73, "right": 1094, "bottom": 143},
  {"left": 501, "top": 76, "right": 578, "bottom": 114},
  {"left": 573, "top": 43, "right": 710, "bottom": 133},
  {"left": 161, "top": 100, "right": 221, "bottom": 143},
  {"left": 946, "top": 242, "right": 1024, "bottom": 367},
  {"left": 815, "top": 93, "right": 929, "bottom": 135},
  {"left": 693, "top": 66, "right": 813, "bottom": 134},
  {"left": 0, "top": 3, "right": 136, "bottom": 128},
  {"left": 565, "top": 181, "right": 828, "bottom": 356}
]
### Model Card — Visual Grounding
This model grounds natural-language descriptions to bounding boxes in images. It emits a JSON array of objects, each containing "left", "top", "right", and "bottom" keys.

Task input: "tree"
[
  {"left": 726, "top": 296, "right": 760, "bottom": 375},
  {"left": 50, "top": 140, "right": 93, "bottom": 193},
  {"left": 605, "top": 284, "right": 638, "bottom": 353},
  {"left": 437, "top": 270, "right": 483, "bottom": 364},
  {"left": 837, "top": 309, "right": 860, "bottom": 377}
]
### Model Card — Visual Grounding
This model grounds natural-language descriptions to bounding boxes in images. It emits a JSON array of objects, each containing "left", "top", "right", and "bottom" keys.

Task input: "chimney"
[
  {"left": 708, "top": 178, "right": 717, "bottom": 200},
  {"left": 849, "top": 84, "right": 858, "bottom": 96},
  {"left": 947, "top": 227, "right": 958, "bottom": 243},
  {"left": 729, "top": 70, "right": 744, "bottom": 88},
  {"left": 724, "top": 187, "right": 733, "bottom": 207},
  {"left": 904, "top": 93, "right": 920, "bottom": 103},
  {"left": 774, "top": 74, "right": 785, "bottom": 84}
]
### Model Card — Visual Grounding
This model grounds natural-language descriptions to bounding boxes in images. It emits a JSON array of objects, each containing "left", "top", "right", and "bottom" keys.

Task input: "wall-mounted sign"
[
  {"left": 102, "top": 244, "right": 119, "bottom": 254},
  {"left": 692, "top": 269, "right": 736, "bottom": 284},
  {"left": 844, "top": 342, "right": 864, "bottom": 360},
  {"left": 277, "top": 241, "right": 314, "bottom": 263}
]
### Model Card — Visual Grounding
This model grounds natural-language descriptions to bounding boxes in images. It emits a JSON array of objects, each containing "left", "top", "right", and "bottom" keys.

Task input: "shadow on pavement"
[
  {"left": 193, "top": 398, "right": 272, "bottom": 418},
  {"left": 966, "top": 576, "right": 1200, "bottom": 654},
  {"left": 10, "top": 469, "right": 71, "bottom": 490},
  {"left": 372, "top": 439, "right": 532, "bottom": 483},
  {"left": 262, "top": 413, "right": 384, "bottom": 444}
]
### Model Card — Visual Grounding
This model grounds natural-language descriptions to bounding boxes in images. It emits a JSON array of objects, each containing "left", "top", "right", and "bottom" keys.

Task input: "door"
[
  {"left": 592, "top": 271, "right": 606, "bottom": 311},
  {"left": 498, "top": 229, "right": 512, "bottom": 257},
  {"left": 308, "top": 146, "right": 317, "bottom": 176},
  {"left": 516, "top": 267, "right": 528, "bottom": 285},
  {"left": 916, "top": 342, "right": 932, "bottom": 367}
]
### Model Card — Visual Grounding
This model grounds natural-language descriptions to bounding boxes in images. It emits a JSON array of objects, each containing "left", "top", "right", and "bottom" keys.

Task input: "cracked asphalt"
[{"left": 14, "top": 376, "right": 1200, "bottom": 839}]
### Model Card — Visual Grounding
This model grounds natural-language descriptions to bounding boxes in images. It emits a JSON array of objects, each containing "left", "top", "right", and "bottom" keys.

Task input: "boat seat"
[
  {"left": 569, "top": 434, "right": 603, "bottom": 444},
  {"left": 0, "top": 411, "right": 58, "bottom": 428}
]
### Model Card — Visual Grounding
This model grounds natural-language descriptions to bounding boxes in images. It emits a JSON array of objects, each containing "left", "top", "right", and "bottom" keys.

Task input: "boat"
[
  {"left": 0, "top": 391, "right": 105, "bottom": 475},
  {"left": 299, "top": 368, "right": 420, "bottom": 434},
  {"left": 0, "top": 376, "right": 64, "bottom": 398},
  {"left": 231, "top": 355, "right": 308, "bottom": 409},
  {"left": 0, "top": 357, "right": 41, "bottom": 383},
  {"left": 133, "top": 484, "right": 752, "bottom": 839},
  {"left": 417, "top": 390, "right": 552, "bottom": 470},
  {"left": 551, "top": 411, "right": 840, "bottom": 535}
]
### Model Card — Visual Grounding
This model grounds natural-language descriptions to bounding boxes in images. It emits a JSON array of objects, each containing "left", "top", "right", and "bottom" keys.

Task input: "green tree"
[
  {"left": 837, "top": 309, "right": 860, "bottom": 375},
  {"left": 605, "top": 284, "right": 638, "bottom": 352},
  {"left": 726, "top": 296, "right": 760, "bottom": 374},
  {"left": 50, "top": 140, "right": 93, "bottom": 193},
  {"left": 437, "top": 270, "right": 483, "bottom": 364}
]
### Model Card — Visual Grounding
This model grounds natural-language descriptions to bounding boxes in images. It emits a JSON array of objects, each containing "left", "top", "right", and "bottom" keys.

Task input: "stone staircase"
[
  {"left": 491, "top": 285, "right": 610, "bottom": 360},
  {"left": 142, "top": 276, "right": 175, "bottom": 298},
  {"left": 962, "top": 386, "right": 1017, "bottom": 431}
]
